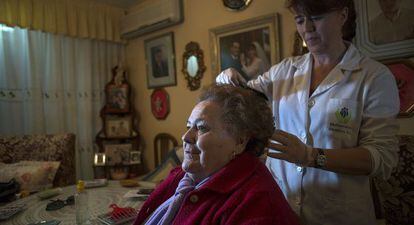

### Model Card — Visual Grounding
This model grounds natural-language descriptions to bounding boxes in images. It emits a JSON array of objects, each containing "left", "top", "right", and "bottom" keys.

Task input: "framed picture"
[
  {"left": 94, "top": 153, "right": 106, "bottom": 166},
  {"left": 145, "top": 32, "right": 176, "bottom": 88},
  {"left": 151, "top": 88, "right": 170, "bottom": 120},
  {"left": 106, "top": 85, "right": 130, "bottom": 113},
  {"left": 129, "top": 151, "right": 142, "bottom": 164},
  {"left": 382, "top": 59, "right": 414, "bottom": 117},
  {"left": 354, "top": 0, "right": 414, "bottom": 60},
  {"left": 105, "top": 66, "right": 130, "bottom": 113},
  {"left": 209, "top": 13, "right": 280, "bottom": 81},
  {"left": 105, "top": 116, "right": 132, "bottom": 138},
  {"left": 104, "top": 143, "right": 132, "bottom": 166}
]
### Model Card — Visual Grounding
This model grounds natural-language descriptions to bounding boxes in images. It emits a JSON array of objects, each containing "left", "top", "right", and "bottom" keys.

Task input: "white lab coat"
[{"left": 216, "top": 43, "right": 399, "bottom": 225}]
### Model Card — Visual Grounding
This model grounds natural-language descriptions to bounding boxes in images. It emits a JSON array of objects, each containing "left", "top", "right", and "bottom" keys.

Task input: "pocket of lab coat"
[
  {"left": 325, "top": 98, "right": 361, "bottom": 148},
  {"left": 319, "top": 195, "right": 376, "bottom": 225}
]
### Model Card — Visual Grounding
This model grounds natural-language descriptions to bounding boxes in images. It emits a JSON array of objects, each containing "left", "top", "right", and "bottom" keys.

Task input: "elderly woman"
[
  {"left": 133, "top": 84, "right": 299, "bottom": 225},
  {"left": 217, "top": 0, "right": 399, "bottom": 224}
]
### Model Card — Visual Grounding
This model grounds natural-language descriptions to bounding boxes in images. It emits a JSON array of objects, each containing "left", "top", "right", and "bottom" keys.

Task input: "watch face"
[
  {"left": 317, "top": 155, "right": 327, "bottom": 167},
  {"left": 223, "top": 0, "right": 252, "bottom": 11}
]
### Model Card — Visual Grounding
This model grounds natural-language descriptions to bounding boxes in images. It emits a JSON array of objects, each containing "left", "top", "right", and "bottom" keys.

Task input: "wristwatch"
[{"left": 314, "top": 148, "right": 326, "bottom": 168}]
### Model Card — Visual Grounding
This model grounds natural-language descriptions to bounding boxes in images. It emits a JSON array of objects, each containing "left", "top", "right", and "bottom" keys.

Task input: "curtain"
[
  {"left": 0, "top": 0, "right": 124, "bottom": 43},
  {"left": 0, "top": 24, "right": 125, "bottom": 179}
]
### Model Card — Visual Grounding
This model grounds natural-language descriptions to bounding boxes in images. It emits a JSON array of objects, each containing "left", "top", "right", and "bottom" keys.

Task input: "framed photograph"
[
  {"left": 382, "top": 59, "right": 414, "bottom": 117},
  {"left": 355, "top": 0, "right": 414, "bottom": 60},
  {"left": 105, "top": 66, "right": 131, "bottom": 113},
  {"left": 129, "top": 151, "right": 142, "bottom": 164},
  {"left": 106, "top": 85, "right": 130, "bottom": 113},
  {"left": 94, "top": 153, "right": 106, "bottom": 166},
  {"left": 105, "top": 116, "right": 132, "bottom": 138},
  {"left": 145, "top": 32, "right": 176, "bottom": 88},
  {"left": 104, "top": 143, "right": 131, "bottom": 166},
  {"left": 151, "top": 88, "right": 170, "bottom": 120},
  {"left": 209, "top": 13, "right": 280, "bottom": 81}
]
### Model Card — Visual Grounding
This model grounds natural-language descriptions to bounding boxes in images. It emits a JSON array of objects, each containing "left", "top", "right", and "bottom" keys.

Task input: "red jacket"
[{"left": 133, "top": 152, "right": 299, "bottom": 225}]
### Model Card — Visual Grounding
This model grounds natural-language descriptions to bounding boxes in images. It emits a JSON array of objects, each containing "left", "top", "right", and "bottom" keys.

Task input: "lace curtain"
[{"left": 0, "top": 24, "right": 125, "bottom": 179}]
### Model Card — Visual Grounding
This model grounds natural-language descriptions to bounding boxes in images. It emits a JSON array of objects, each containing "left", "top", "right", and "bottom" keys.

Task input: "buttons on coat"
[
  {"left": 308, "top": 99, "right": 315, "bottom": 107},
  {"left": 189, "top": 195, "right": 199, "bottom": 203},
  {"left": 297, "top": 166, "right": 303, "bottom": 173}
]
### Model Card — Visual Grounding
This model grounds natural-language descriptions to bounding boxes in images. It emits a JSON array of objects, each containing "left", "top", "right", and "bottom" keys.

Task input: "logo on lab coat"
[{"left": 335, "top": 107, "right": 351, "bottom": 124}]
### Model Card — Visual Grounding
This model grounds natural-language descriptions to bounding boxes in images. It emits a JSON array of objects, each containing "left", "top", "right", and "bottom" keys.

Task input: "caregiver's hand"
[
  {"left": 266, "top": 129, "right": 314, "bottom": 166},
  {"left": 215, "top": 68, "right": 247, "bottom": 87}
]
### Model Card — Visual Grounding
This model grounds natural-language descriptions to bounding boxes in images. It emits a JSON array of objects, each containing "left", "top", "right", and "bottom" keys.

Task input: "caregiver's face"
[{"left": 181, "top": 100, "right": 239, "bottom": 182}]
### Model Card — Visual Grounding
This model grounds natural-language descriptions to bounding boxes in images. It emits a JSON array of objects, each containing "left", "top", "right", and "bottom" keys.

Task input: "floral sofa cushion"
[
  {"left": 373, "top": 135, "right": 414, "bottom": 225},
  {"left": 0, "top": 133, "right": 76, "bottom": 187},
  {"left": 0, "top": 161, "right": 61, "bottom": 192}
]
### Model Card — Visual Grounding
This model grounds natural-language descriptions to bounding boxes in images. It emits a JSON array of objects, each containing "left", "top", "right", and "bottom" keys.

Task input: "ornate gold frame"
[
  {"left": 182, "top": 42, "right": 206, "bottom": 91},
  {"left": 209, "top": 13, "right": 280, "bottom": 79}
]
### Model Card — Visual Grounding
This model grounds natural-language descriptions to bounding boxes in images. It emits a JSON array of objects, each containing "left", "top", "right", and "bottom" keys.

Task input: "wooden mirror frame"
[{"left": 182, "top": 42, "right": 206, "bottom": 91}]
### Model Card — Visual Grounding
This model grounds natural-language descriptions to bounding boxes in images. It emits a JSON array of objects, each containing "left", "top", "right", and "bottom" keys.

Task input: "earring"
[{"left": 230, "top": 151, "right": 235, "bottom": 160}]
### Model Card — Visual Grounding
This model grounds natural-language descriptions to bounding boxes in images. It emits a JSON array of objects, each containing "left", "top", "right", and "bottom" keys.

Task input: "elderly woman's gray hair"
[{"left": 198, "top": 84, "right": 274, "bottom": 156}]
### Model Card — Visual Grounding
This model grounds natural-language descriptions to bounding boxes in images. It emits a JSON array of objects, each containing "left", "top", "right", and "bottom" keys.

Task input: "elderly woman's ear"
[{"left": 236, "top": 135, "right": 249, "bottom": 154}]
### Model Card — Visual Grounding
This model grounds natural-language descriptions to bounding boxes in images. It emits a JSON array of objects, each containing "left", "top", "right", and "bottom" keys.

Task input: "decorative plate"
[
  {"left": 223, "top": 0, "right": 252, "bottom": 11},
  {"left": 150, "top": 88, "right": 170, "bottom": 120}
]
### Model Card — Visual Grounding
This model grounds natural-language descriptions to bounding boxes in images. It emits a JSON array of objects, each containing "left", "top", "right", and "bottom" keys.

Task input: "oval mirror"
[
  {"left": 187, "top": 56, "right": 198, "bottom": 77},
  {"left": 182, "top": 42, "right": 206, "bottom": 91}
]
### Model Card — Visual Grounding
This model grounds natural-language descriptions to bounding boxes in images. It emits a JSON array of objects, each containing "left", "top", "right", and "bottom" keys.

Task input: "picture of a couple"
[{"left": 220, "top": 28, "right": 271, "bottom": 81}]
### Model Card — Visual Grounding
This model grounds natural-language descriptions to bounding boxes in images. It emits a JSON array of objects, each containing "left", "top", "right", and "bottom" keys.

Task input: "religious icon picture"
[
  {"left": 105, "top": 116, "right": 132, "bottom": 138},
  {"left": 105, "top": 66, "right": 131, "bottom": 113}
]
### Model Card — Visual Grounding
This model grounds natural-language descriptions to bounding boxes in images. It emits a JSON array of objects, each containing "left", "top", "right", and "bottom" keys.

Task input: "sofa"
[{"left": 0, "top": 133, "right": 76, "bottom": 187}]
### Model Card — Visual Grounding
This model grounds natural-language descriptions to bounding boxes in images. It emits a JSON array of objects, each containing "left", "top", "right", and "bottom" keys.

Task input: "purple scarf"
[{"left": 145, "top": 173, "right": 202, "bottom": 225}]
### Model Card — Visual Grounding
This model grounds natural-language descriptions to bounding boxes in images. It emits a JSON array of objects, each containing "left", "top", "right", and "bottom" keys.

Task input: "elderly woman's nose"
[{"left": 182, "top": 128, "right": 195, "bottom": 144}]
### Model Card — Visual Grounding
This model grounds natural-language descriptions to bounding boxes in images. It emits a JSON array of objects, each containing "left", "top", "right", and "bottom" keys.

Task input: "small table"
[{"left": 3, "top": 181, "right": 145, "bottom": 225}]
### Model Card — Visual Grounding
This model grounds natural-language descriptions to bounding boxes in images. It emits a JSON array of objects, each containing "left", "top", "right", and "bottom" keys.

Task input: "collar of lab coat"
[
  {"left": 291, "top": 42, "right": 363, "bottom": 97},
  {"left": 292, "top": 42, "right": 362, "bottom": 72}
]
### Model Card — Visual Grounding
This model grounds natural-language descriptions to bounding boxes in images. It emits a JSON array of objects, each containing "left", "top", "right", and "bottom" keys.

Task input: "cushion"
[
  {"left": 0, "top": 161, "right": 60, "bottom": 192},
  {"left": 0, "top": 133, "right": 76, "bottom": 187},
  {"left": 142, "top": 149, "right": 181, "bottom": 183}
]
